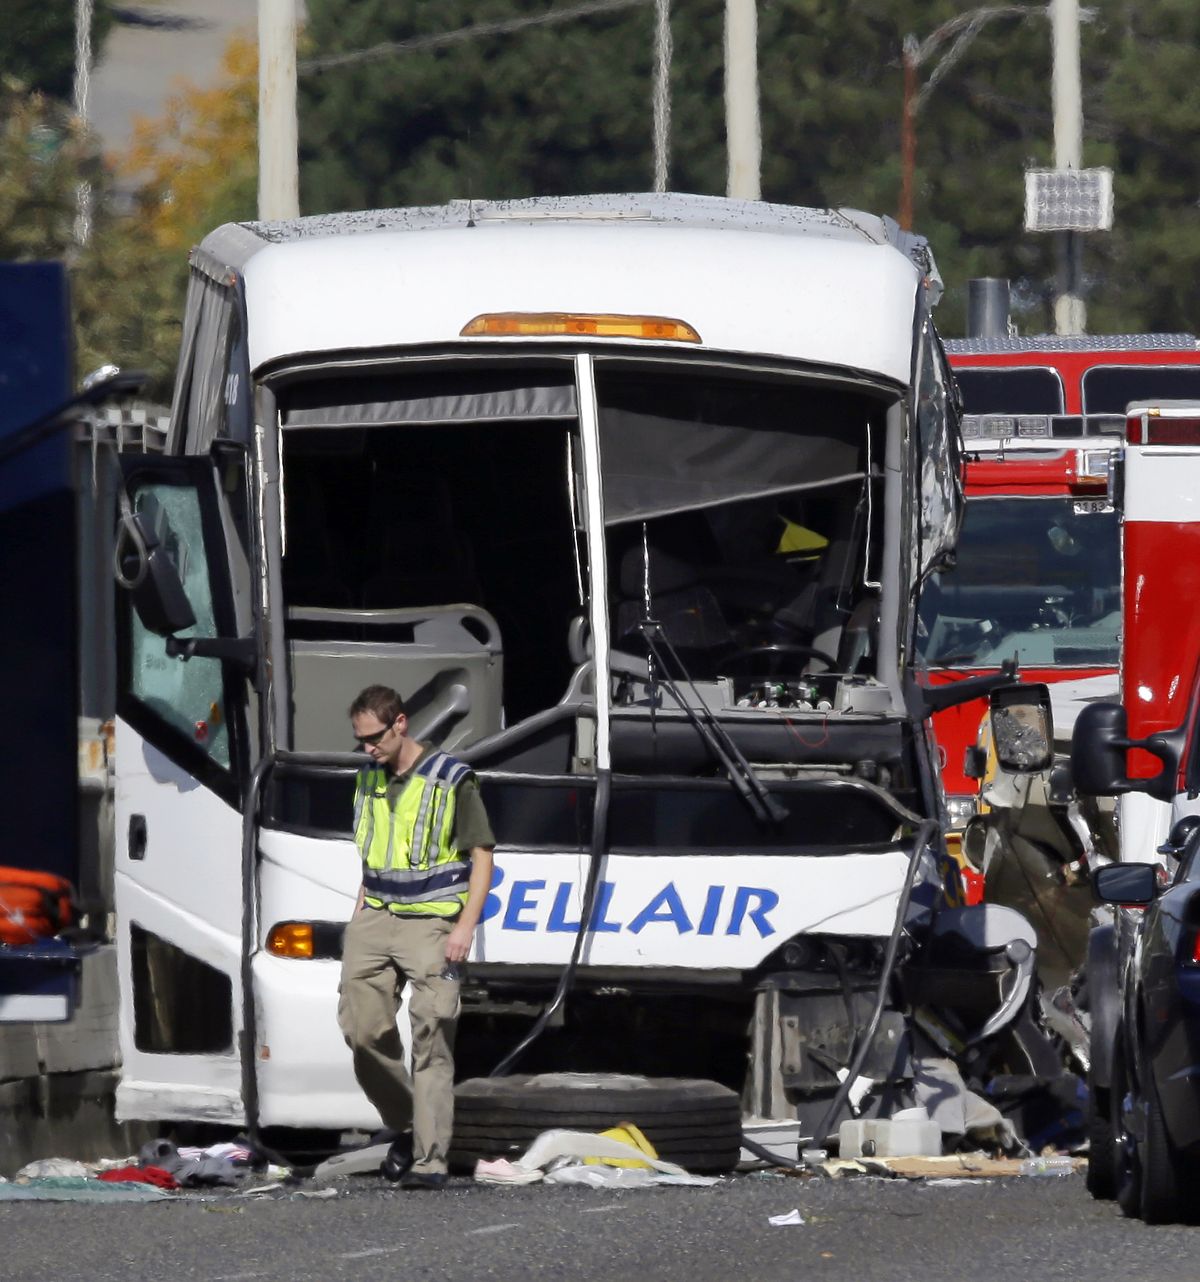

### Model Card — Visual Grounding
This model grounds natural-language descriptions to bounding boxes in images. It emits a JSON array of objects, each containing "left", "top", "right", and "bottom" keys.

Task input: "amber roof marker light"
[{"left": 460, "top": 312, "right": 702, "bottom": 343}]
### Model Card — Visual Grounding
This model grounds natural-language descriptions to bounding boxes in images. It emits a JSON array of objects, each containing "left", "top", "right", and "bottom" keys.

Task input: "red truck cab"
[{"left": 926, "top": 335, "right": 1200, "bottom": 864}]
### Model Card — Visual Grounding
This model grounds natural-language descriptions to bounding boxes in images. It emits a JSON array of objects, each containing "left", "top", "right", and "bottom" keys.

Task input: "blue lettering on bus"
[
  {"left": 503, "top": 880, "right": 545, "bottom": 931},
  {"left": 588, "top": 881, "right": 623, "bottom": 933},
  {"left": 481, "top": 863, "right": 779, "bottom": 937},
  {"left": 697, "top": 885, "right": 723, "bottom": 936},
  {"left": 547, "top": 881, "right": 581, "bottom": 932},
  {"left": 628, "top": 882, "right": 693, "bottom": 934},
  {"left": 725, "top": 886, "right": 779, "bottom": 937}
]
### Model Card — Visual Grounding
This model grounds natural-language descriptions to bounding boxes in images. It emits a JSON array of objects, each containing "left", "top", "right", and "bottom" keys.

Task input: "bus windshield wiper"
[{"left": 636, "top": 621, "right": 788, "bottom": 827}]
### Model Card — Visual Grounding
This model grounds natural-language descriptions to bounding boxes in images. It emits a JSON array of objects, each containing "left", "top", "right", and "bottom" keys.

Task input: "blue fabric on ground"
[{"left": 0, "top": 1177, "right": 172, "bottom": 1202}]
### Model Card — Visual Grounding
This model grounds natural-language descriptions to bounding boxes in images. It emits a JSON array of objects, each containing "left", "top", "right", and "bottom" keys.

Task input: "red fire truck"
[{"left": 924, "top": 335, "right": 1200, "bottom": 880}]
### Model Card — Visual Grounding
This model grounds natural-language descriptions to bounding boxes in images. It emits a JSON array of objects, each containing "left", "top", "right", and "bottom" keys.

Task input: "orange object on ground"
[{"left": 0, "top": 867, "right": 75, "bottom": 946}]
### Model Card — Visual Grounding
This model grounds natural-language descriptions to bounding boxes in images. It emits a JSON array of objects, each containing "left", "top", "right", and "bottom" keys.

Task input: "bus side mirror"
[
  {"left": 988, "top": 682, "right": 1053, "bottom": 774},
  {"left": 1070, "top": 701, "right": 1181, "bottom": 802},
  {"left": 114, "top": 509, "right": 197, "bottom": 637}
]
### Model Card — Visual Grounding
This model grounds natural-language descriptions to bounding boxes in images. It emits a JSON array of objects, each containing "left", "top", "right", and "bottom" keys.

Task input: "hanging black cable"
[
  {"left": 806, "top": 819, "right": 937, "bottom": 1150},
  {"left": 490, "top": 767, "right": 611, "bottom": 1077}
]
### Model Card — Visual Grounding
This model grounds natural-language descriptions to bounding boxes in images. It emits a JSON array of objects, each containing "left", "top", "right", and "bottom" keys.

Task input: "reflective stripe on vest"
[{"left": 354, "top": 751, "right": 473, "bottom": 917}]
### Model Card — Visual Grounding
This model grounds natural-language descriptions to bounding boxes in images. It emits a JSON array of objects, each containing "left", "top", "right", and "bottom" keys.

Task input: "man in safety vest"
[{"left": 340, "top": 684, "right": 495, "bottom": 1189}]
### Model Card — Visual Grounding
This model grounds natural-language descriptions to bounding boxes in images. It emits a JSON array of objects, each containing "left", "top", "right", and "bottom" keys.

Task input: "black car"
[{"left": 1085, "top": 816, "right": 1200, "bottom": 1224}]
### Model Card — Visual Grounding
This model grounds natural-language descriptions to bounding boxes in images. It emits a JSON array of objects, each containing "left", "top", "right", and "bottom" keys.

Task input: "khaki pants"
[{"left": 338, "top": 907, "right": 460, "bottom": 1175}]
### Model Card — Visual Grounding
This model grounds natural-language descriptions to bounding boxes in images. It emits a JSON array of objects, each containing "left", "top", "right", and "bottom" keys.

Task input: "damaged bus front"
[{"left": 111, "top": 194, "right": 1031, "bottom": 1142}]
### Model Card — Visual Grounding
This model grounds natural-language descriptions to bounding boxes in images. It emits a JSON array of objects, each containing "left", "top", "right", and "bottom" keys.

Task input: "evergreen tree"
[
  {"left": 1088, "top": 0, "right": 1200, "bottom": 334},
  {"left": 2, "top": 1, "right": 114, "bottom": 102}
]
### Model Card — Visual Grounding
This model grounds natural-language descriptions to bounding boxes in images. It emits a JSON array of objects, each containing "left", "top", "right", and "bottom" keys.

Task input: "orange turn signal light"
[
  {"left": 267, "top": 922, "right": 315, "bottom": 959},
  {"left": 460, "top": 312, "right": 702, "bottom": 343}
]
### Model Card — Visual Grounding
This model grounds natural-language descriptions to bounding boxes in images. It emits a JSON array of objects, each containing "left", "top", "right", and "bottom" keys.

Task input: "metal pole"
[
  {"left": 724, "top": 0, "right": 761, "bottom": 200},
  {"left": 1051, "top": 0, "right": 1085, "bottom": 334},
  {"left": 258, "top": 0, "right": 300, "bottom": 221},
  {"left": 652, "top": 0, "right": 672, "bottom": 192},
  {"left": 73, "top": 0, "right": 94, "bottom": 244},
  {"left": 966, "top": 278, "right": 1011, "bottom": 339},
  {"left": 899, "top": 36, "right": 918, "bottom": 231}
]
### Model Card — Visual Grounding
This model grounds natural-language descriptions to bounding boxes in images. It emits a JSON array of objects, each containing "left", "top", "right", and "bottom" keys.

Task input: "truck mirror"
[
  {"left": 1092, "top": 861, "right": 1157, "bottom": 906},
  {"left": 1070, "top": 702, "right": 1181, "bottom": 801},
  {"left": 113, "top": 508, "right": 197, "bottom": 637},
  {"left": 988, "top": 683, "right": 1053, "bottom": 774},
  {"left": 1071, "top": 703, "right": 1133, "bottom": 795}
]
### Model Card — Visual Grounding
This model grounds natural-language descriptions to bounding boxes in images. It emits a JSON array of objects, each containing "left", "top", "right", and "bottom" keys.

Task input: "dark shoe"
[
  {"left": 380, "top": 1134, "right": 414, "bottom": 1182},
  {"left": 399, "top": 1169, "right": 448, "bottom": 1190}
]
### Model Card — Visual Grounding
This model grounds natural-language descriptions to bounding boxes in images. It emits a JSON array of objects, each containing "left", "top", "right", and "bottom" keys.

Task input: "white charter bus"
[{"left": 112, "top": 193, "right": 1020, "bottom": 1148}]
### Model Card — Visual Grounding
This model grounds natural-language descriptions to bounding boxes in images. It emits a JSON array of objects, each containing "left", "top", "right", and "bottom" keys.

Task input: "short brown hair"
[{"left": 348, "top": 685, "right": 406, "bottom": 725}]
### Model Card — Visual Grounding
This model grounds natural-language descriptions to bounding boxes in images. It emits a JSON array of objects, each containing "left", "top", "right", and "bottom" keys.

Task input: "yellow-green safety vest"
[{"left": 354, "top": 751, "right": 473, "bottom": 918}]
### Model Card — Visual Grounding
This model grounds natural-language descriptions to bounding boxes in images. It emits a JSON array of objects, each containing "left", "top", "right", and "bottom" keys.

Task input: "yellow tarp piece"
[
  {"left": 776, "top": 520, "right": 828, "bottom": 557},
  {"left": 583, "top": 1123, "right": 659, "bottom": 1169}
]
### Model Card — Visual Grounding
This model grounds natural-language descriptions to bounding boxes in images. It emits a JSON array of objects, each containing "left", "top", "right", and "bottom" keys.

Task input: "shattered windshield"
[
  {"left": 595, "top": 364, "right": 888, "bottom": 681},
  {"left": 916, "top": 496, "right": 1119, "bottom": 669}
]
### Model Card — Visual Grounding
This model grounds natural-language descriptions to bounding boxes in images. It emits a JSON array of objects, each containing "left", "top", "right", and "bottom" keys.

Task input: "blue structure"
[{"left": 0, "top": 262, "right": 80, "bottom": 1020}]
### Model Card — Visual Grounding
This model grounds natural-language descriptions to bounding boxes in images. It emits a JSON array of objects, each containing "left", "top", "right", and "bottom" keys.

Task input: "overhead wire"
[{"left": 299, "top": 0, "right": 653, "bottom": 75}]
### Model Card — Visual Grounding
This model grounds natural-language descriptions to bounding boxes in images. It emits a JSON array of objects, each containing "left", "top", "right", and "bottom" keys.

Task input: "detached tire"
[{"left": 452, "top": 1074, "right": 742, "bottom": 1174}]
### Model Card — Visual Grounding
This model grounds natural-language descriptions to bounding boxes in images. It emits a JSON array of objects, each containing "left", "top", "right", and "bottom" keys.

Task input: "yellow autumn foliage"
[{"left": 120, "top": 34, "right": 258, "bottom": 258}]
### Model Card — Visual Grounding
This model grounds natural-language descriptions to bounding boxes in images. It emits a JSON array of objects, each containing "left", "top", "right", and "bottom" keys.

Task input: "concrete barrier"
[{"left": 0, "top": 945, "right": 153, "bottom": 1176}]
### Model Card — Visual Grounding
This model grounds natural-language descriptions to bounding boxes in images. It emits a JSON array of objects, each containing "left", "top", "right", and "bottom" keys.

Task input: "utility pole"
[
  {"left": 73, "top": 0, "right": 94, "bottom": 245},
  {"left": 1025, "top": 1, "right": 1108, "bottom": 326},
  {"left": 899, "top": 36, "right": 918, "bottom": 231},
  {"left": 897, "top": 8, "right": 1032, "bottom": 232},
  {"left": 724, "top": 0, "right": 761, "bottom": 201},
  {"left": 1051, "top": 0, "right": 1084, "bottom": 334},
  {"left": 652, "top": 0, "right": 672, "bottom": 192},
  {"left": 258, "top": 0, "right": 300, "bottom": 221}
]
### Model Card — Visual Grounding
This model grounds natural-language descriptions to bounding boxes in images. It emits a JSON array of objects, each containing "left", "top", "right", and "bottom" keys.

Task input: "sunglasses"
[{"left": 353, "top": 723, "right": 394, "bottom": 748}]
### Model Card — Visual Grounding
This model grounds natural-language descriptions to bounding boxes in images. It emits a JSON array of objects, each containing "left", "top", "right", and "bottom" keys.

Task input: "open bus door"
[{"left": 112, "top": 449, "right": 258, "bottom": 1123}]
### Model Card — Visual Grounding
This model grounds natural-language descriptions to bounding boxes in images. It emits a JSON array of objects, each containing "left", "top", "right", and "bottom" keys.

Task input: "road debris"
[
  {"left": 810, "top": 1152, "right": 1085, "bottom": 1181},
  {"left": 471, "top": 1127, "right": 719, "bottom": 1189},
  {"left": 0, "top": 1178, "right": 172, "bottom": 1202}
]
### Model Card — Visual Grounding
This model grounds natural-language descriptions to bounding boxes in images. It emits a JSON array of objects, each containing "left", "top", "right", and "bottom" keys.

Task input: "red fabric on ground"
[{"left": 97, "top": 1165, "right": 179, "bottom": 1189}]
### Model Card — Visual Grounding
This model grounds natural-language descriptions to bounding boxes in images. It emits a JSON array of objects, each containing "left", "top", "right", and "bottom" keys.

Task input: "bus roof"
[{"left": 194, "top": 193, "right": 939, "bottom": 385}]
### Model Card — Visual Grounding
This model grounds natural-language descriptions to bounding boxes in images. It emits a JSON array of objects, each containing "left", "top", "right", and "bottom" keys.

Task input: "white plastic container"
[{"left": 838, "top": 1109, "right": 942, "bottom": 1159}]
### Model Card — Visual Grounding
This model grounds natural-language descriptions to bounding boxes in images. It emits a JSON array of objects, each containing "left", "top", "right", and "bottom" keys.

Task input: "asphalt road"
[{"left": 3, "top": 1171, "right": 1198, "bottom": 1282}]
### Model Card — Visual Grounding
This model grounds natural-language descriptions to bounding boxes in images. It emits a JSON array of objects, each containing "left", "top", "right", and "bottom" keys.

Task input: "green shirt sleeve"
[{"left": 453, "top": 775, "right": 496, "bottom": 852}]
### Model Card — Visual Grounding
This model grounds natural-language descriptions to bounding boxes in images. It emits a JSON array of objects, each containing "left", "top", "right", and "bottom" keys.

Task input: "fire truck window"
[
  {"left": 953, "top": 368, "right": 1064, "bottom": 415},
  {"left": 127, "top": 484, "right": 230, "bottom": 767},
  {"left": 916, "top": 496, "right": 1120, "bottom": 669},
  {"left": 1082, "top": 366, "right": 1200, "bottom": 415}
]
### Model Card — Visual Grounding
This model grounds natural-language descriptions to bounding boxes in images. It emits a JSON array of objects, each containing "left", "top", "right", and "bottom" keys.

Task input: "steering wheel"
[{"left": 721, "top": 643, "right": 838, "bottom": 676}]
